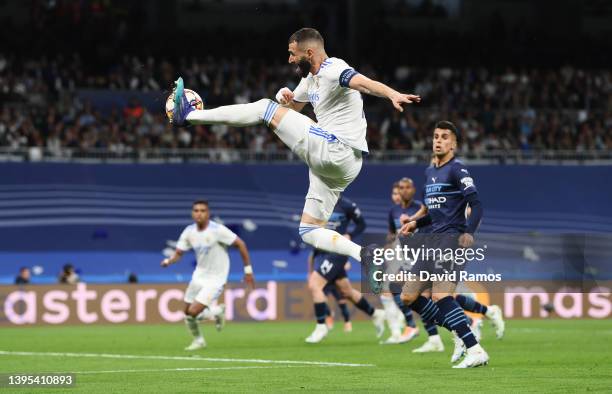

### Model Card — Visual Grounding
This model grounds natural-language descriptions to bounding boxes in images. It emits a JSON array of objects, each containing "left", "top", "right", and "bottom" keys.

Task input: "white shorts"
[
  {"left": 184, "top": 276, "right": 225, "bottom": 306},
  {"left": 275, "top": 110, "right": 363, "bottom": 220}
]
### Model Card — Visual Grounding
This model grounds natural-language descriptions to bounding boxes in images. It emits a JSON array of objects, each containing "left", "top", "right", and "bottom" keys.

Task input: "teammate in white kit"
[
  {"left": 161, "top": 200, "right": 254, "bottom": 350},
  {"left": 170, "top": 28, "right": 419, "bottom": 272}
]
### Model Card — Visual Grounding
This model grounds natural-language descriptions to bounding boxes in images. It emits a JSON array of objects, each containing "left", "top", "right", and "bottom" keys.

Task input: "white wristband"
[
  {"left": 244, "top": 265, "right": 253, "bottom": 275},
  {"left": 275, "top": 87, "right": 291, "bottom": 104}
]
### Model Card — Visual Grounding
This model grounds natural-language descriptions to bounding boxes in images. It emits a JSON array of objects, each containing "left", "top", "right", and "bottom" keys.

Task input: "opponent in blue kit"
[{"left": 399, "top": 121, "right": 490, "bottom": 368}]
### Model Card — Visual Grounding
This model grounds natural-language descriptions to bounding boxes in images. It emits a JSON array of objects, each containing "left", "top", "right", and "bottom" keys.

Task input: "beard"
[{"left": 294, "top": 58, "right": 312, "bottom": 78}]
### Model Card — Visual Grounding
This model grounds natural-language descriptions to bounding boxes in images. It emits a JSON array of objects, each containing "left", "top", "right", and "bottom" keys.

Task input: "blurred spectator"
[
  {"left": 58, "top": 263, "right": 80, "bottom": 284},
  {"left": 15, "top": 267, "right": 30, "bottom": 285},
  {"left": 0, "top": 53, "right": 610, "bottom": 154}
]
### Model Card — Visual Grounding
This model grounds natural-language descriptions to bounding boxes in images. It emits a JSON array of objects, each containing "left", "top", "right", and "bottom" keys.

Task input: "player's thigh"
[
  {"left": 194, "top": 279, "right": 225, "bottom": 307},
  {"left": 270, "top": 108, "right": 313, "bottom": 159},
  {"left": 184, "top": 278, "right": 204, "bottom": 304},
  {"left": 303, "top": 171, "right": 341, "bottom": 221},
  {"left": 308, "top": 270, "right": 328, "bottom": 292}
]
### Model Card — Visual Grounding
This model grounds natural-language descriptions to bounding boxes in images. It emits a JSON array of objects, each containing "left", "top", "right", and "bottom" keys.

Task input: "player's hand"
[
  {"left": 458, "top": 233, "right": 474, "bottom": 248},
  {"left": 243, "top": 273, "right": 255, "bottom": 289},
  {"left": 399, "top": 221, "right": 417, "bottom": 235},
  {"left": 161, "top": 258, "right": 171, "bottom": 268},
  {"left": 275, "top": 87, "right": 294, "bottom": 105},
  {"left": 343, "top": 233, "right": 351, "bottom": 240},
  {"left": 390, "top": 92, "right": 421, "bottom": 112},
  {"left": 399, "top": 214, "right": 411, "bottom": 225}
]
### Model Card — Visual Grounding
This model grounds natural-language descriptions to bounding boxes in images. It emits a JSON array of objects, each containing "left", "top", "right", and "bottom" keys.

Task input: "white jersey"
[
  {"left": 293, "top": 57, "right": 368, "bottom": 152},
  {"left": 176, "top": 220, "right": 237, "bottom": 280}
]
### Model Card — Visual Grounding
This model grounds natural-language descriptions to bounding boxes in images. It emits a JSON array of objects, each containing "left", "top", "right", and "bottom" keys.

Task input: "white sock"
[
  {"left": 184, "top": 316, "right": 202, "bottom": 339},
  {"left": 380, "top": 295, "right": 402, "bottom": 337},
  {"left": 467, "top": 343, "right": 484, "bottom": 354},
  {"left": 186, "top": 99, "right": 278, "bottom": 127},
  {"left": 299, "top": 223, "right": 361, "bottom": 261}
]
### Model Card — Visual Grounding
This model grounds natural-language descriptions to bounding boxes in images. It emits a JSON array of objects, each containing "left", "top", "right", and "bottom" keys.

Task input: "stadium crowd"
[{"left": 1, "top": 54, "right": 611, "bottom": 155}]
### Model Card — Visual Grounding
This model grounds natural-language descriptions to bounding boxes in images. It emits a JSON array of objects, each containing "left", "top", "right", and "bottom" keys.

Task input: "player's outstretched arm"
[
  {"left": 161, "top": 249, "right": 184, "bottom": 267},
  {"left": 232, "top": 237, "right": 255, "bottom": 289},
  {"left": 348, "top": 74, "right": 420, "bottom": 112}
]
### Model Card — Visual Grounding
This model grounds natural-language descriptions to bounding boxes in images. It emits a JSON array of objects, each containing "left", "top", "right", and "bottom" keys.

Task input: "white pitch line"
[
  {"left": 0, "top": 350, "right": 375, "bottom": 368},
  {"left": 60, "top": 366, "right": 301, "bottom": 375}
]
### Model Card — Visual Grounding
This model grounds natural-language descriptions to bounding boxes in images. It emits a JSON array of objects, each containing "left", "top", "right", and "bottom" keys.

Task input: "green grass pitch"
[{"left": 1, "top": 319, "right": 611, "bottom": 393}]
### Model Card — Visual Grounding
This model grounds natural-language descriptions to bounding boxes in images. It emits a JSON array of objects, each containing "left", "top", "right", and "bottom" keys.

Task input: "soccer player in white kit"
[
  {"left": 170, "top": 28, "right": 420, "bottom": 274},
  {"left": 161, "top": 200, "right": 254, "bottom": 350}
]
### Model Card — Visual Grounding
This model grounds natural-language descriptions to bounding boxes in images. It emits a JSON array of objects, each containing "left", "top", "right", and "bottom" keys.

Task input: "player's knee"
[
  {"left": 400, "top": 292, "right": 417, "bottom": 306},
  {"left": 299, "top": 225, "right": 323, "bottom": 247},
  {"left": 308, "top": 275, "right": 323, "bottom": 292},
  {"left": 255, "top": 98, "right": 273, "bottom": 108},
  {"left": 337, "top": 285, "right": 352, "bottom": 298},
  {"left": 186, "top": 305, "right": 203, "bottom": 317},
  {"left": 307, "top": 278, "right": 318, "bottom": 292}
]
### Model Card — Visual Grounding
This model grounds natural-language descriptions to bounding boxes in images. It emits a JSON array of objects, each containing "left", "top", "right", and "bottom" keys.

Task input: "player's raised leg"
[
  {"left": 172, "top": 76, "right": 285, "bottom": 129},
  {"left": 299, "top": 175, "right": 364, "bottom": 261}
]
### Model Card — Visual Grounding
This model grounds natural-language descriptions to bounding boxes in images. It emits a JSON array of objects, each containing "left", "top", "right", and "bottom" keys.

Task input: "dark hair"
[
  {"left": 19, "top": 266, "right": 28, "bottom": 272},
  {"left": 289, "top": 28, "right": 324, "bottom": 46},
  {"left": 434, "top": 120, "right": 458, "bottom": 135},
  {"left": 63, "top": 264, "right": 74, "bottom": 272},
  {"left": 392, "top": 181, "right": 399, "bottom": 189},
  {"left": 193, "top": 200, "right": 209, "bottom": 207},
  {"left": 434, "top": 120, "right": 460, "bottom": 143}
]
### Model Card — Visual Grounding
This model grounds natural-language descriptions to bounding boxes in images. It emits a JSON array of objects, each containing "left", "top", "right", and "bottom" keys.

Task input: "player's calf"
[{"left": 299, "top": 222, "right": 362, "bottom": 262}]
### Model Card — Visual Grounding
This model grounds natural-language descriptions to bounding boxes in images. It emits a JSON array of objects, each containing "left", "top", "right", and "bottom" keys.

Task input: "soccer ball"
[{"left": 165, "top": 89, "right": 204, "bottom": 122}]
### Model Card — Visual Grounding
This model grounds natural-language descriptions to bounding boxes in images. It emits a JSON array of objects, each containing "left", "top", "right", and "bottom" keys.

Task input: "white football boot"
[
  {"left": 412, "top": 334, "right": 445, "bottom": 353},
  {"left": 452, "top": 344, "right": 489, "bottom": 368},
  {"left": 184, "top": 337, "right": 206, "bottom": 351},
  {"left": 381, "top": 335, "right": 401, "bottom": 344},
  {"left": 305, "top": 324, "right": 329, "bottom": 343}
]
